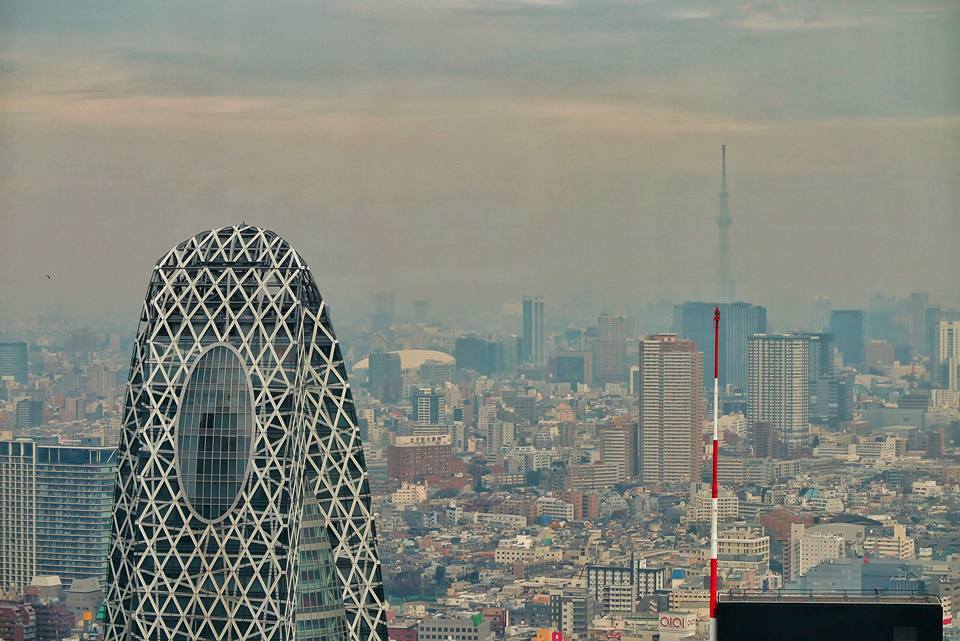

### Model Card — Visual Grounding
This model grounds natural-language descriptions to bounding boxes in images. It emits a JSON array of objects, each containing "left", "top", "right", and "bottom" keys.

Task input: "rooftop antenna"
[{"left": 710, "top": 306, "right": 720, "bottom": 641}]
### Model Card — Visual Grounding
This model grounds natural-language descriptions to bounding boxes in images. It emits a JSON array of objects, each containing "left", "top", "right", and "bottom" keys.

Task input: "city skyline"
[{"left": 0, "top": 2, "right": 957, "bottom": 639}]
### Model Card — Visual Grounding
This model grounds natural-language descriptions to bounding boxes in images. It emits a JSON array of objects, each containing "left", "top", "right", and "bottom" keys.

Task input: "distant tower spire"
[{"left": 716, "top": 145, "right": 735, "bottom": 302}]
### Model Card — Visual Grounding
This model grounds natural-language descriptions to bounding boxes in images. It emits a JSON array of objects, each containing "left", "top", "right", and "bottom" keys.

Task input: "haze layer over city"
[{"left": 0, "top": 2, "right": 958, "bottom": 641}]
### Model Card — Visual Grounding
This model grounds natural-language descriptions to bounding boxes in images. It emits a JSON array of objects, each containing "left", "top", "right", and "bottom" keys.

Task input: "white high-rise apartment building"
[
  {"left": 0, "top": 439, "right": 35, "bottom": 591},
  {"left": 638, "top": 335, "right": 702, "bottom": 485},
  {"left": 934, "top": 320, "right": 960, "bottom": 390},
  {"left": 748, "top": 334, "right": 810, "bottom": 454},
  {"left": 0, "top": 438, "right": 116, "bottom": 592}
]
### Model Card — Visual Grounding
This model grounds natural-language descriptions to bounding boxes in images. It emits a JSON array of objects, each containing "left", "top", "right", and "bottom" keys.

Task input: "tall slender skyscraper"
[
  {"left": 105, "top": 226, "right": 386, "bottom": 641},
  {"left": 596, "top": 314, "right": 627, "bottom": 384},
  {"left": 522, "top": 296, "right": 545, "bottom": 365},
  {"left": 637, "top": 335, "right": 703, "bottom": 485},
  {"left": 747, "top": 335, "right": 810, "bottom": 455},
  {"left": 933, "top": 320, "right": 960, "bottom": 390},
  {"left": 716, "top": 145, "right": 735, "bottom": 302}
]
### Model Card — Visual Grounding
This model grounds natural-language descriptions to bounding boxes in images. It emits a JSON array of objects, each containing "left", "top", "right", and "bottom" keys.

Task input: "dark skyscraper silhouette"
[
  {"left": 831, "top": 310, "right": 866, "bottom": 370},
  {"left": 369, "top": 351, "right": 402, "bottom": 402},
  {"left": 673, "top": 302, "right": 766, "bottom": 391},
  {"left": 521, "top": 296, "right": 545, "bottom": 365}
]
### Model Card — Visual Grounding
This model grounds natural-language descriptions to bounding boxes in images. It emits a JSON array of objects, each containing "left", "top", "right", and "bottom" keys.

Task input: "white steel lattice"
[{"left": 104, "top": 225, "right": 387, "bottom": 641}]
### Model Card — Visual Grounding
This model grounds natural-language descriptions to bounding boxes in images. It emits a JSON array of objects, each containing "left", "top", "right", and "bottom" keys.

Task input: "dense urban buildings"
[
  {"left": 3, "top": 280, "right": 960, "bottom": 641},
  {"left": 0, "top": 0, "right": 956, "bottom": 635},
  {"left": 102, "top": 227, "right": 386, "bottom": 641},
  {"left": 1, "top": 254, "right": 959, "bottom": 641}
]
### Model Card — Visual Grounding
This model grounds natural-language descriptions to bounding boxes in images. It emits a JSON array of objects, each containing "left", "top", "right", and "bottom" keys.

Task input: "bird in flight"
[{"left": 45, "top": 274, "right": 51, "bottom": 280}]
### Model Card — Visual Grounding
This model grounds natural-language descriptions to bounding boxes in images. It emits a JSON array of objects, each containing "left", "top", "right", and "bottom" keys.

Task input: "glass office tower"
[{"left": 105, "top": 226, "right": 387, "bottom": 641}]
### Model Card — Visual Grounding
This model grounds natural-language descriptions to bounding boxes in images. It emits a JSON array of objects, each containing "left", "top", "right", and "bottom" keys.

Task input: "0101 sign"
[{"left": 658, "top": 613, "right": 697, "bottom": 632}]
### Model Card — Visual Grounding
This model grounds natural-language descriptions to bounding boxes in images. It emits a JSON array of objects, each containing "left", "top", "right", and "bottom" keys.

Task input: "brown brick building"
[{"left": 387, "top": 434, "right": 453, "bottom": 482}]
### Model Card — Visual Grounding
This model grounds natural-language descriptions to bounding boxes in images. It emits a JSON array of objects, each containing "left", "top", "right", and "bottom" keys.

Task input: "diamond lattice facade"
[{"left": 105, "top": 225, "right": 387, "bottom": 641}]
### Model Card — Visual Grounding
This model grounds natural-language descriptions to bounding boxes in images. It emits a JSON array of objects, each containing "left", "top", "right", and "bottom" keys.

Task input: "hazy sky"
[{"left": 1, "top": 0, "right": 958, "bottom": 322}]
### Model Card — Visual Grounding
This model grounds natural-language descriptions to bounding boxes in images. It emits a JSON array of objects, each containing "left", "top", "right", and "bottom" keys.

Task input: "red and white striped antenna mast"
[{"left": 710, "top": 306, "right": 720, "bottom": 641}]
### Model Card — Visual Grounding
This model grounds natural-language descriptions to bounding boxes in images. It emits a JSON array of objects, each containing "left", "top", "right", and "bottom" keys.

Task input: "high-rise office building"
[
  {"left": 104, "top": 226, "right": 386, "bottom": 641},
  {"left": 748, "top": 335, "right": 810, "bottom": 454},
  {"left": 907, "top": 292, "right": 929, "bottom": 355},
  {"left": 637, "top": 335, "right": 703, "bottom": 485},
  {"left": 830, "top": 310, "right": 865, "bottom": 369},
  {"left": 368, "top": 352, "right": 402, "bottom": 402},
  {"left": 372, "top": 291, "right": 394, "bottom": 332},
  {"left": 811, "top": 371, "right": 855, "bottom": 428},
  {"left": 417, "top": 360, "right": 453, "bottom": 387},
  {"left": 596, "top": 314, "right": 626, "bottom": 384},
  {"left": 924, "top": 307, "right": 943, "bottom": 359},
  {"left": 794, "top": 332, "right": 852, "bottom": 427},
  {"left": 454, "top": 336, "right": 495, "bottom": 375},
  {"left": 801, "top": 332, "right": 834, "bottom": 380},
  {"left": 412, "top": 300, "right": 429, "bottom": 325},
  {"left": 0, "top": 438, "right": 116, "bottom": 592},
  {"left": 411, "top": 387, "right": 445, "bottom": 424},
  {"left": 933, "top": 320, "right": 960, "bottom": 390},
  {"left": 496, "top": 336, "right": 520, "bottom": 373},
  {"left": 0, "top": 342, "right": 28, "bottom": 383},
  {"left": 14, "top": 399, "right": 43, "bottom": 429},
  {"left": 521, "top": 296, "right": 545, "bottom": 365},
  {"left": 550, "top": 351, "right": 593, "bottom": 386},
  {"left": 673, "top": 301, "right": 766, "bottom": 391},
  {"left": 811, "top": 297, "right": 832, "bottom": 333},
  {"left": 724, "top": 302, "right": 768, "bottom": 391}
]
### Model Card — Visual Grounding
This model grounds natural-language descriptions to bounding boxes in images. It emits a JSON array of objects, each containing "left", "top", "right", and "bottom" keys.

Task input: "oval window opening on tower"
[{"left": 176, "top": 344, "right": 255, "bottom": 521}]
